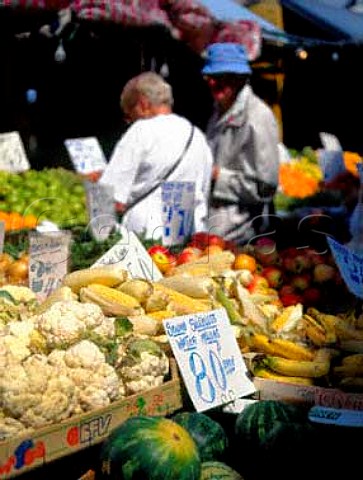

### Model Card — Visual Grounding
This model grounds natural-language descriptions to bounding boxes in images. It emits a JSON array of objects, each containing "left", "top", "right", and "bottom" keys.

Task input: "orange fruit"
[{"left": 233, "top": 253, "right": 257, "bottom": 272}]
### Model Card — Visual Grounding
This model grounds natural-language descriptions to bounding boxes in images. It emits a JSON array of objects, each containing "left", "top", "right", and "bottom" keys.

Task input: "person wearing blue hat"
[{"left": 202, "top": 42, "right": 280, "bottom": 245}]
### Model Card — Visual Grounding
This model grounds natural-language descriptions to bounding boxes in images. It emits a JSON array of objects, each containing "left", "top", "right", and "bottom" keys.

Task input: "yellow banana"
[
  {"left": 254, "top": 367, "right": 314, "bottom": 386},
  {"left": 342, "top": 353, "right": 363, "bottom": 367},
  {"left": 265, "top": 348, "right": 333, "bottom": 378},
  {"left": 333, "top": 365, "right": 363, "bottom": 377},
  {"left": 339, "top": 377, "right": 363, "bottom": 391},
  {"left": 303, "top": 314, "right": 329, "bottom": 346},
  {"left": 305, "top": 308, "right": 337, "bottom": 344},
  {"left": 270, "top": 338, "right": 315, "bottom": 361}
]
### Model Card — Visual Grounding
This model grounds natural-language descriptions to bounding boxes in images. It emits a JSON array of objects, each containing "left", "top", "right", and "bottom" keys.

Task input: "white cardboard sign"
[
  {"left": 164, "top": 308, "right": 256, "bottom": 412},
  {"left": 92, "top": 230, "right": 163, "bottom": 281},
  {"left": 64, "top": 137, "right": 107, "bottom": 174},
  {"left": 85, "top": 181, "right": 117, "bottom": 241},
  {"left": 29, "top": 231, "right": 72, "bottom": 301},
  {"left": 161, "top": 181, "right": 195, "bottom": 247},
  {"left": 0, "top": 131, "right": 30, "bottom": 172}
]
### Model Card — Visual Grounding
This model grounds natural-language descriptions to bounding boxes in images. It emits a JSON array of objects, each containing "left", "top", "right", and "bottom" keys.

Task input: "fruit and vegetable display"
[
  {"left": 96, "top": 402, "right": 360, "bottom": 480},
  {"left": 274, "top": 146, "right": 362, "bottom": 212},
  {"left": 0, "top": 168, "right": 88, "bottom": 227},
  {"left": 0, "top": 268, "right": 172, "bottom": 441}
]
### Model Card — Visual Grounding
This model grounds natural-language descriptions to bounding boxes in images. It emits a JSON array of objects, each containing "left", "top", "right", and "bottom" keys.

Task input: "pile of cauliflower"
[{"left": 0, "top": 287, "right": 169, "bottom": 441}]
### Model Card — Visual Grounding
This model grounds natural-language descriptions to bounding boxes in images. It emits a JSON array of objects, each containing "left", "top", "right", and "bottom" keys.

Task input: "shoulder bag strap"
[{"left": 123, "top": 124, "right": 195, "bottom": 213}]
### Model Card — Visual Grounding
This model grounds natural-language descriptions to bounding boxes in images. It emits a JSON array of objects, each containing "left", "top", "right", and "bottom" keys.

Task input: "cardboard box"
[
  {"left": 0, "top": 361, "right": 182, "bottom": 479},
  {"left": 254, "top": 377, "right": 363, "bottom": 410}
]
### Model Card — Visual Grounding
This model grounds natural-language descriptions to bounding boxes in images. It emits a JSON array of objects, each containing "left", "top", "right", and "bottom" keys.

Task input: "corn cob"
[
  {"left": 168, "top": 251, "right": 235, "bottom": 276},
  {"left": 63, "top": 265, "right": 128, "bottom": 293},
  {"left": 79, "top": 283, "right": 144, "bottom": 316},
  {"left": 152, "top": 283, "right": 211, "bottom": 315},
  {"left": 270, "top": 304, "right": 303, "bottom": 334},
  {"left": 254, "top": 367, "right": 314, "bottom": 386},
  {"left": 143, "top": 291, "right": 169, "bottom": 313},
  {"left": 158, "top": 275, "right": 216, "bottom": 299},
  {"left": 264, "top": 348, "right": 333, "bottom": 378},
  {"left": 117, "top": 279, "right": 153, "bottom": 303},
  {"left": 147, "top": 310, "right": 178, "bottom": 321}
]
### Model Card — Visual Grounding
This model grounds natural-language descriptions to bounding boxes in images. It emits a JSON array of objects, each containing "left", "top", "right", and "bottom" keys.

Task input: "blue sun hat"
[{"left": 202, "top": 42, "right": 252, "bottom": 76}]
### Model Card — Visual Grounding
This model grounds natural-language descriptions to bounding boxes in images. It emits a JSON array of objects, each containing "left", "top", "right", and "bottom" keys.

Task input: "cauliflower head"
[
  {"left": 48, "top": 340, "right": 125, "bottom": 414},
  {"left": 116, "top": 338, "right": 169, "bottom": 395},
  {"left": 0, "top": 354, "right": 78, "bottom": 428},
  {"left": 32, "top": 301, "right": 106, "bottom": 348}
]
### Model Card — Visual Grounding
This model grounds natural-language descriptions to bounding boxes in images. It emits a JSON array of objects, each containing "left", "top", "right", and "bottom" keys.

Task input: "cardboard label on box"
[{"left": 0, "top": 363, "right": 182, "bottom": 479}]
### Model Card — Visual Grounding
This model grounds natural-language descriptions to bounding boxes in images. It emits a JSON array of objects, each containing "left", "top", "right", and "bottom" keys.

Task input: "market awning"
[
  {"left": 281, "top": 0, "right": 363, "bottom": 41},
  {"left": 0, "top": 0, "right": 284, "bottom": 60}
]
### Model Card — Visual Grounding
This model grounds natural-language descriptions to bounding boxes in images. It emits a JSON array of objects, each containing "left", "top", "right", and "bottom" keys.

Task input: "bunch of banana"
[
  {"left": 251, "top": 348, "right": 338, "bottom": 386},
  {"left": 333, "top": 353, "right": 363, "bottom": 391}
]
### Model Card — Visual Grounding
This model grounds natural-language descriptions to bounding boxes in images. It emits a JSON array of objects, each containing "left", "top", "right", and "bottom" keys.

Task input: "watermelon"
[
  {"left": 172, "top": 412, "right": 228, "bottom": 462},
  {"left": 200, "top": 461, "right": 244, "bottom": 479},
  {"left": 99, "top": 415, "right": 201, "bottom": 480},
  {"left": 234, "top": 400, "right": 315, "bottom": 479},
  {"left": 235, "top": 400, "right": 307, "bottom": 450}
]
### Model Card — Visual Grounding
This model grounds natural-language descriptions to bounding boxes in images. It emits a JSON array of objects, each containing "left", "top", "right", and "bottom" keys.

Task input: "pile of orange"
[{"left": 0, "top": 211, "right": 38, "bottom": 232}]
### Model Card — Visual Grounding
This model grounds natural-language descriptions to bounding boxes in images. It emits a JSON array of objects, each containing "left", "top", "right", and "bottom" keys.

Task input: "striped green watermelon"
[
  {"left": 234, "top": 400, "right": 313, "bottom": 478},
  {"left": 200, "top": 461, "right": 244, "bottom": 479},
  {"left": 172, "top": 412, "right": 228, "bottom": 462},
  {"left": 100, "top": 415, "right": 201, "bottom": 480},
  {"left": 235, "top": 400, "right": 307, "bottom": 449}
]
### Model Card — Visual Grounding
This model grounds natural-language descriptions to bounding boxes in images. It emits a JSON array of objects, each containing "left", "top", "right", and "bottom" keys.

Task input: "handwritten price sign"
[
  {"left": 164, "top": 309, "right": 255, "bottom": 412},
  {"left": 92, "top": 231, "right": 162, "bottom": 281},
  {"left": 161, "top": 182, "right": 195, "bottom": 247},
  {"left": 64, "top": 137, "right": 107, "bottom": 175},
  {"left": 29, "top": 231, "right": 71, "bottom": 301},
  {"left": 85, "top": 181, "right": 117, "bottom": 241},
  {"left": 0, "top": 131, "right": 30, "bottom": 172}
]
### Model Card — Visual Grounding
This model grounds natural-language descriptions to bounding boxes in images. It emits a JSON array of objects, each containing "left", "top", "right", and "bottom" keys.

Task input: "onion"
[{"left": 7, "top": 259, "right": 29, "bottom": 283}]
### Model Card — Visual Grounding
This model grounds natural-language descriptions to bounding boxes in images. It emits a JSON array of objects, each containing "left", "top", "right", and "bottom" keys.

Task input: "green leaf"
[{"left": 115, "top": 317, "right": 134, "bottom": 337}]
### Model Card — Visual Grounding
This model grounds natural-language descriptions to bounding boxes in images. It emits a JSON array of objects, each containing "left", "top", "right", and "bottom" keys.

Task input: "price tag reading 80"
[{"left": 164, "top": 309, "right": 255, "bottom": 412}]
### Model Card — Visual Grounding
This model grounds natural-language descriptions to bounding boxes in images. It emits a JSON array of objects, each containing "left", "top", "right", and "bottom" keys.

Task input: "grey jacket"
[{"left": 206, "top": 84, "right": 280, "bottom": 245}]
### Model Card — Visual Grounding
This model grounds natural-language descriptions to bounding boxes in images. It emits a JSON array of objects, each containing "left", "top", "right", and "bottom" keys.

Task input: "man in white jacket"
[
  {"left": 99, "top": 72, "right": 213, "bottom": 241},
  {"left": 202, "top": 43, "right": 280, "bottom": 245}
]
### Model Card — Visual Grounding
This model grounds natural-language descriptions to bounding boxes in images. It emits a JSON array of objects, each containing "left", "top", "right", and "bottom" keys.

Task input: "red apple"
[
  {"left": 280, "top": 292, "right": 303, "bottom": 307},
  {"left": 176, "top": 249, "right": 200, "bottom": 265},
  {"left": 148, "top": 245, "right": 171, "bottom": 257},
  {"left": 247, "top": 273, "right": 270, "bottom": 293},
  {"left": 279, "top": 284, "right": 295, "bottom": 297},
  {"left": 302, "top": 287, "right": 322, "bottom": 306},
  {"left": 290, "top": 273, "right": 311, "bottom": 292},
  {"left": 147, "top": 245, "right": 174, "bottom": 274},
  {"left": 261, "top": 266, "right": 283, "bottom": 289},
  {"left": 254, "top": 238, "right": 279, "bottom": 266},
  {"left": 313, "top": 264, "right": 336, "bottom": 283}
]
